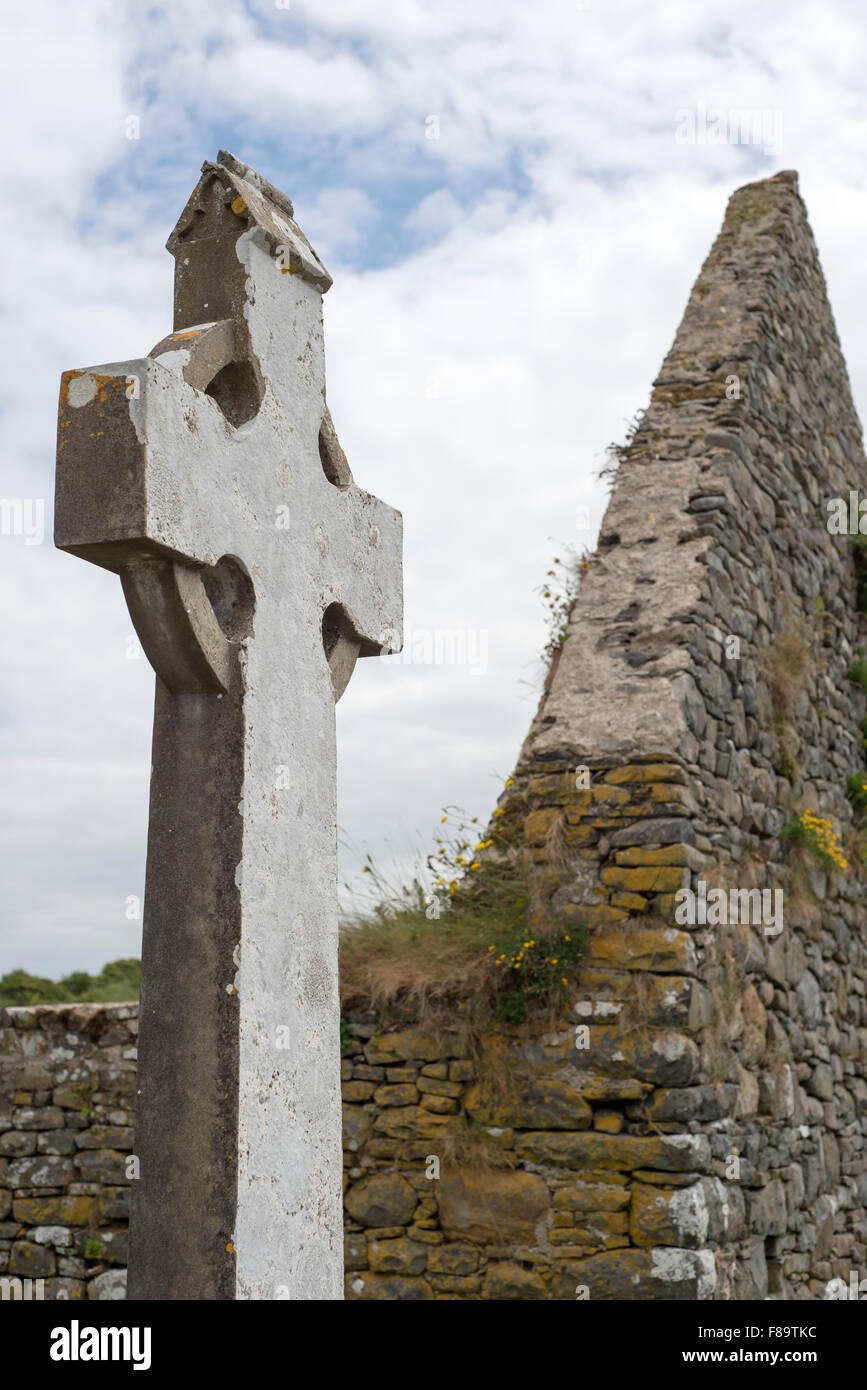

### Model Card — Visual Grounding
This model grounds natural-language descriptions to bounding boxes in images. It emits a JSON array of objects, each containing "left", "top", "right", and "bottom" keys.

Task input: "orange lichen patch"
[
  {"left": 230, "top": 196, "right": 247, "bottom": 215},
  {"left": 171, "top": 329, "right": 200, "bottom": 341},
  {"left": 58, "top": 370, "right": 115, "bottom": 409},
  {"left": 280, "top": 264, "right": 296, "bottom": 275},
  {"left": 57, "top": 371, "right": 120, "bottom": 427},
  {"left": 226, "top": 1242, "right": 235, "bottom": 1253}
]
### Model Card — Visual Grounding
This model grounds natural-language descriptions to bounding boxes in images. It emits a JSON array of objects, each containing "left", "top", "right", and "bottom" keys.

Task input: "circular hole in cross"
[
  {"left": 205, "top": 359, "right": 264, "bottom": 429},
  {"left": 201, "top": 555, "right": 255, "bottom": 642}
]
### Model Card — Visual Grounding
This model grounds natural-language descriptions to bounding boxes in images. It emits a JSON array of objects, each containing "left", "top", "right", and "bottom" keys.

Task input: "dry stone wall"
[
  {"left": 0, "top": 1002, "right": 750, "bottom": 1301},
  {"left": 0, "top": 1003, "right": 136, "bottom": 1300}
]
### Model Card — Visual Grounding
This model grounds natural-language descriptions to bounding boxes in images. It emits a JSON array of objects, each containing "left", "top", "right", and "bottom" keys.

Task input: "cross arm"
[{"left": 55, "top": 322, "right": 242, "bottom": 573}]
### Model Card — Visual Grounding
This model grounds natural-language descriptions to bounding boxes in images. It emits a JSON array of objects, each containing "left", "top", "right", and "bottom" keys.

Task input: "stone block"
[
  {"left": 482, "top": 1262, "right": 546, "bottom": 1299},
  {"left": 9, "top": 1240, "right": 55, "bottom": 1278},
  {"left": 583, "top": 924, "right": 697, "bottom": 973},
  {"left": 567, "top": 1247, "right": 716, "bottom": 1299},
  {"left": 437, "top": 1169, "right": 549, "bottom": 1244},
  {"left": 372, "top": 1084, "right": 419, "bottom": 1108},
  {"left": 346, "top": 1271, "right": 433, "bottom": 1300},
  {"left": 426, "top": 1244, "right": 478, "bottom": 1275},
  {"left": 364, "top": 1030, "right": 468, "bottom": 1065},
  {"left": 344, "top": 1172, "right": 417, "bottom": 1228},
  {"left": 516, "top": 1131, "right": 711, "bottom": 1173},
  {"left": 367, "top": 1237, "right": 427, "bottom": 1275},
  {"left": 463, "top": 1073, "right": 593, "bottom": 1131}
]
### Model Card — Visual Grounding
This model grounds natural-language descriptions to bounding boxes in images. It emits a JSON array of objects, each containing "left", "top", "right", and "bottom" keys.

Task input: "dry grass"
[
  {"left": 762, "top": 627, "right": 808, "bottom": 723},
  {"left": 436, "top": 1127, "right": 519, "bottom": 1172},
  {"left": 339, "top": 807, "right": 586, "bottom": 1030},
  {"left": 340, "top": 903, "right": 509, "bottom": 1024},
  {"left": 758, "top": 624, "right": 810, "bottom": 778}
]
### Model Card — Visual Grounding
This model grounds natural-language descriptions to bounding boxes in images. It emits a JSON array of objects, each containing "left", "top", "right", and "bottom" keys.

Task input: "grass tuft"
[{"left": 339, "top": 806, "right": 586, "bottom": 1029}]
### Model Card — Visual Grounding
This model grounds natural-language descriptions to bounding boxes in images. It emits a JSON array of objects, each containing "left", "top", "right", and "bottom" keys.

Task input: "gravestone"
[{"left": 55, "top": 151, "right": 403, "bottom": 1299}]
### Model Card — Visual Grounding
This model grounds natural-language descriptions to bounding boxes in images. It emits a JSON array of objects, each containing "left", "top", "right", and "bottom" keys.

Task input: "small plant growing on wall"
[
  {"left": 488, "top": 926, "right": 587, "bottom": 1025},
  {"left": 781, "top": 811, "right": 848, "bottom": 873},
  {"left": 848, "top": 647, "right": 867, "bottom": 689},
  {"left": 846, "top": 772, "right": 867, "bottom": 811},
  {"left": 539, "top": 554, "right": 585, "bottom": 662}
]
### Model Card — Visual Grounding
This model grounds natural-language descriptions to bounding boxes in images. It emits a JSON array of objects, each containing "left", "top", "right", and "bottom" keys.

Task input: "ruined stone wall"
[
  {"left": 482, "top": 169, "right": 867, "bottom": 1299},
  {"left": 0, "top": 1003, "right": 736, "bottom": 1301},
  {"left": 0, "top": 1003, "right": 135, "bottom": 1300}
]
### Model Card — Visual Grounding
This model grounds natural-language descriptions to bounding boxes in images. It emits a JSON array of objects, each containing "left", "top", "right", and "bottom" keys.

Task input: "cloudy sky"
[{"left": 2, "top": 0, "right": 867, "bottom": 977}]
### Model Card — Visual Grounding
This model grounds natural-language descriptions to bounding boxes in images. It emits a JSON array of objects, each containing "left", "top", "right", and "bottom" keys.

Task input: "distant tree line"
[{"left": 0, "top": 959, "right": 140, "bottom": 1008}]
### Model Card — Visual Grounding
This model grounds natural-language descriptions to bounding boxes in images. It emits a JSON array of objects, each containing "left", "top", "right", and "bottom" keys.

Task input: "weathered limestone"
[{"left": 54, "top": 153, "right": 403, "bottom": 1299}]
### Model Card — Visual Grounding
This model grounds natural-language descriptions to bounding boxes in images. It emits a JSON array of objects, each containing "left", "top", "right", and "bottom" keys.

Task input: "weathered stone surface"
[
  {"left": 426, "top": 1244, "right": 478, "bottom": 1275},
  {"left": 346, "top": 1271, "right": 433, "bottom": 1300},
  {"left": 367, "top": 1237, "right": 427, "bottom": 1275},
  {"left": 88, "top": 1269, "right": 127, "bottom": 1300},
  {"left": 438, "top": 1170, "right": 550, "bottom": 1244},
  {"left": 0, "top": 1131, "right": 37, "bottom": 1156},
  {"left": 73, "top": 1125, "right": 134, "bottom": 1152},
  {"left": 642, "top": 1085, "right": 734, "bottom": 1124},
  {"left": 582, "top": 924, "right": 697, "bottom": 973},
  {"left": 364, "top": 1030, "right": 467, "bottom": 1065},
  {"left": 344, "top": 1232, "right": 368, "bottom": 1270},
  {"left": 573, "top": 1026, "right": 700, "bottom": 1086},
  {"left": 372, "top": 1084, "right": 419, "bottom": 1108},
  {"left": 463, "top": 1074, "right": 593, "bottom": 1131},
  {"left": 601, "top": 866, "right": 685, "bottom": 893},
  {"left": 553, "top": 1184, "right": 630, "bottom": 1213},
  {"left": 631, "top": 1178, "right": 744, "bottom": 1248},
  {"left": 344, "top": 1173, "right": 417, "bottom": 1228},
  {"left": 342, "top": 1104, "right": 373, "bottom": 1153},
  {"left": 5, "top": 1156, "right": 74, "bottom": 1189},
  {"left": 45, "top": 1278, "right": 88, "bottom": 1300},
  {"left": 609, "top": 819, "right": 697, "bottom": 849},
  {"left": 515, "top": 1132, "right": 711, "bottom": 1173},
  {"left": 72, "top": 1150, "right": 128, "bottom": 1185},
  {"left": 12, "top": 1106, "right": 65, "bottom": 1131},
  {"left": 614, "top": 843, "right": 706, "bottom": 868},
  {"left": 568, "top": 1248, "right": 716, "bottom": 1300},
  {"left": 749, "top": 1179, "right": 787, "bottom": 1237},
  {"left": 571, "top": 1073, "right": 651, "bottom": 1102},
  {"left": 482, "top": 1262, "right": 546, "bottom": 1299},
  {"left": 9, "top": 1240, "right": 55, "bottom": 1277},
  {"left": 341, "top": 1081, "right": 376, "bottom": 1103},
  {"left": 372, "top": 1105, "right": 460, "bottom": 1140}
]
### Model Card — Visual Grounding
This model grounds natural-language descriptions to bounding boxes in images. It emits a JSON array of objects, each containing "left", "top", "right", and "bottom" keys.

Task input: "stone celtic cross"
[{"left": 55, "top": 151, "right": 403, "bottom": 1300}]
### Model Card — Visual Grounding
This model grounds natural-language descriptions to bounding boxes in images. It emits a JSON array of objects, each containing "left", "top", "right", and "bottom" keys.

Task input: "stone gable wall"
[{"left": 476, "top": 169, "right": 867, "bottom": 1299}]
